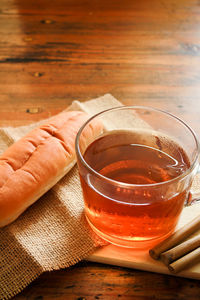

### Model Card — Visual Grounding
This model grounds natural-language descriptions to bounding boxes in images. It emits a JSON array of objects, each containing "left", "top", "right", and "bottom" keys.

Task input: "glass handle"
[{"left": 188, "top": 165, "right": 200, "bottom": 206}]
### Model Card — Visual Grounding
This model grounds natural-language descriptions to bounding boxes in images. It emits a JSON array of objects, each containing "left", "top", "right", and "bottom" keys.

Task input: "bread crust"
[{"left": 0, "top": 110, "right": 101, "bottom": 227}]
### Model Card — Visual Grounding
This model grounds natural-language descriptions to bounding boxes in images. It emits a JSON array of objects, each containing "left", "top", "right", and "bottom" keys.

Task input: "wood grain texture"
[
  {"left": 1, "top": 0, "right": 200, "bottom": 299},
  {"left": 13, "top": 262, "right": 200, "bottom": 300}
]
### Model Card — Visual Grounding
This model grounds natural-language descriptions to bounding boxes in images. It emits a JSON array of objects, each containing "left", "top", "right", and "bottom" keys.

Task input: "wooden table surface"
[{"left": 1, "top": 0, "right": 200, "bottom": 299}]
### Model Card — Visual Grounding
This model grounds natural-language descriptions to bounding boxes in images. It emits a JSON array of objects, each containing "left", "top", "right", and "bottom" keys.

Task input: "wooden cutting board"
[{"left": 87, "top": 203, "right": 200, "bottom": 280}]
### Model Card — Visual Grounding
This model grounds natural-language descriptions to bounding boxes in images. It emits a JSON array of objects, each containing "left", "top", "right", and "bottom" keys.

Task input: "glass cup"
[{"left": 75, "top": 106, "right": 200, "bottom": 249}]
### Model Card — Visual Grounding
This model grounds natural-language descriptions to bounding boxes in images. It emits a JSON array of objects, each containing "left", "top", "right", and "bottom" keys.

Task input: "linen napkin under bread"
[{"left": 0, "top": 94, "right": 130, "bottom": 300}]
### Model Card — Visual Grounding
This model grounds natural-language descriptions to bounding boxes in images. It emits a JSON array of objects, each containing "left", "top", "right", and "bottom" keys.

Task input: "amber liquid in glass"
[{"left": 80, "top": 130, "right": 190, "bottom": 247}]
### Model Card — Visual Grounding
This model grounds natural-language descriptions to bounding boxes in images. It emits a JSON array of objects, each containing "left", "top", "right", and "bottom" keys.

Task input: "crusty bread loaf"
[{"left": 0, "top": 110, "right": 102, "bottom": 227}]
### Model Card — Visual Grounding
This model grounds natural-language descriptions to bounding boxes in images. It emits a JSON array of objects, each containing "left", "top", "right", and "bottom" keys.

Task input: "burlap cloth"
[
  {"left": 0, "top": 94, "right": 199, "bottom": 299},
  {"left": 0, "top": 94, "right": 124, "bottom": 300}
]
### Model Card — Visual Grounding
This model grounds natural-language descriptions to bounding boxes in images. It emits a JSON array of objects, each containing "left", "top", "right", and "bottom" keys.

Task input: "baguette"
[{"left": 0, "top": 110, "right": 102, "bottom": 227}]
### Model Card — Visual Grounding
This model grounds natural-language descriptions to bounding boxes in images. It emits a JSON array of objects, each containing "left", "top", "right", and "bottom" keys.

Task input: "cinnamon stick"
[
  {"left": 168, "top": 247, "right": 200, "bottom": 273},
  {"left": 149, "top": 215, "right": 200, "bottom": 259},
  {"left": 160, "top": 235, "right": 200, "bottom": 265}
]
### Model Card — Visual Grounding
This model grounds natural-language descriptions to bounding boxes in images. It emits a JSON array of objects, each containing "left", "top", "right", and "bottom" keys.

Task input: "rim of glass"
[{"left": 75, "top": 105, "right": 200, "bottom": 188}]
